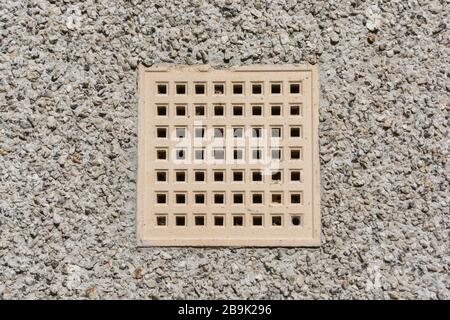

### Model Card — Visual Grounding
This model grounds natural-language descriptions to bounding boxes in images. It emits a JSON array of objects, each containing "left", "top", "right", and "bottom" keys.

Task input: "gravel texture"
[{"left": 0, "top": 0, "right": 449, "bottom": 299}]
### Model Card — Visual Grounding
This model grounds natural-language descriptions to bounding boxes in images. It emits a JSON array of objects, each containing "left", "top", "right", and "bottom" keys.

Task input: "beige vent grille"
[{"left": 137, "top": 65, "right": 320, "bottom": 246}]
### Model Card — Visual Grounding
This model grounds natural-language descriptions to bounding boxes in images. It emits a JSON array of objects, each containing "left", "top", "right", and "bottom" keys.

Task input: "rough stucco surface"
[{"left": 0, "top": 0, "right": 448, "bottom": 299}]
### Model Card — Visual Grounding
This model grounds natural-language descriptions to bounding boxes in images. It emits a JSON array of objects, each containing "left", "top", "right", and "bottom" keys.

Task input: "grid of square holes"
[{"left": 138, "top": 65, "right": 320, "bottom": 246}]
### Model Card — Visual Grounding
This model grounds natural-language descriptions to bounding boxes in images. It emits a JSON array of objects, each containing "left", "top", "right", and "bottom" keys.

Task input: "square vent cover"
[{"left": 137, "top": 65, "right": 320, "bottom": 246}]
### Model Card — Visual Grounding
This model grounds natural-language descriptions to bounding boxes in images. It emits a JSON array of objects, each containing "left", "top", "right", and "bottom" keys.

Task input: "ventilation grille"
[{"left": 137, "top": 65, "right": 320, "bottom": 246}]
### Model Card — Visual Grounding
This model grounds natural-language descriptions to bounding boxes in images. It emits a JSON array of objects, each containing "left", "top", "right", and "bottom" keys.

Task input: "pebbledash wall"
[{"left": 0, "top": 1, "right": 448, "bottom": 299}]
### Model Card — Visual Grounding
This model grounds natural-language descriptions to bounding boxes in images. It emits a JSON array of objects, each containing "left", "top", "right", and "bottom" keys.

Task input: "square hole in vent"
[
  {"left": 214, "top": 215, "right": 225, "bottom": 226},
  {"left": 252, "top": 105, "right": 263, "bottom": 116},
  {"left": 175, "top": 192, "right": 187, "bottom": 204},
  {"left": 252, "top": 83, "right": 263, "bottom": 94},
  {"left": 290, "top": 104, "right": 301, "bottom": 116},
  {"left": 252, "top": 149, "right": 263, "bottom": 160},
  {"left": 233, "top": 192, "right": 244, "bottom": 204},
  {"left": 175, "top": 215, "right": 186, "bottom": 226},
  {"left": 290, "top": 126, "right": 301, "bottom": 138},
  {"left": 138, "top": 65, "right": 320, "bottom": 246},
  {"left": 213, "top": 193, "right": 225, "bottom": 204},
  {"left": 290, "top": 193, "right": 302, "bottom": 204},
  {"left": 290, "top": 82, "right": 301, "bottom": 94},
  {"left": 271, "top": 105, "right": 282, "bottom": 116},
  {"left": 175, "top": 127, "right": 187, "bottom": 139},
  {"left": 291, "top": 170, "right": 301, "bottom": 182},
  {"left": 270, "top": 82, "right": 282, "bottom": 94},
  {"left": 176, "top": 83, "right": 187, "bottom": 95},
  {"left": 194, "top": 215, "right": 205, "bottom": 226},
  {"left": 176, "top": 105, "right": 187, "bottom": 116},
  {"left": 233, "top": 215, "right": 244, "bottom": 226},
  {"left": 214, "top": 105, "right": 225, "bottom": 116},
  {"left": 156, "top": 127, "right": 167, "bottom": 138},
  {"left": 194, "top": 193, "right": 206, "bottom": 204},
  {"left": 271, "top": 148, "right": 282, "bottom": 160},
  {"left": 291, "top": 215, "right": 302, "bottom": 226},
  {"left": 213, "top": 148, "right": 225, "bottom": 160},
  {"left": 194, "top": 83, "right": 206, "bottom": 94},
  {"left": 252, "top": 170, "right": 263, "bottom": 182},
  {"left": 290, "top": 148, "right": 302, "bottom": 160},
  {"left": 194, "top": 170, "right": 206, "bottom": 182},
  {"left": 157, "top": 83, "right": 168, "bottom": 95},
  {"left": 194, "top": 126, "right": 206, "bottom": 139},
  {"left": 271, "top": 215, "right": 282, "bottom": 226},
  {"left": 233, "top": 105, "right": 244, "bottom": 116},
  {"left": 213, "top": 170, "right": 225, "bottom": 182},
  {"left": 156, "top": 215, "right": 167, "bottom": 226},
  {"left": 272, "top": 170, "right": 282, "bottom": 182},
  {"left": 174, "top": 148, "right": 186, "bottom": 160},
  {"left": 271, "top": 127, "right": 282, "bottom": 138},
  {"left": 252, "top": 193, "right": 263, "bottom": 204},
  {"left": 156, "top": 148, "right": 168, "bottom": 160},
  {"left": 195, "top": 105, "right": 206, "bottom": 116},
  {"left": 194, "top": 148, "right": 205, "bottom": 160},
  {"left": 175, "top": 170, "right": 187, "bottom": 182},
  {"left": 156, "top": 192, "right": 167, "bottom": 204},
  {"left": 156, "top": 170, "right": 167, "bottom": 182},
  {"left": 156, "top": 105, "right": 167, "bottom": 116},
  {"left": 233, "top": 127, "right": 244, "bottom": 138},
  {"left": 232, "top": 83, "right": 244, "bottom": 94},
  {"left": 271, "top": 192, "right": 283, "bottom": 204},
  {"left": 233, "top": 148, "right": 244, "bottom": 160},
  {"left": 252, "top": 215, "right": 263, "bottom": 226},
  {"left": 214, "top": 83, "right": 225, "bottom": 95},
  {"left": 232, "top": 170, "right": 244, "bottom": 182}
]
